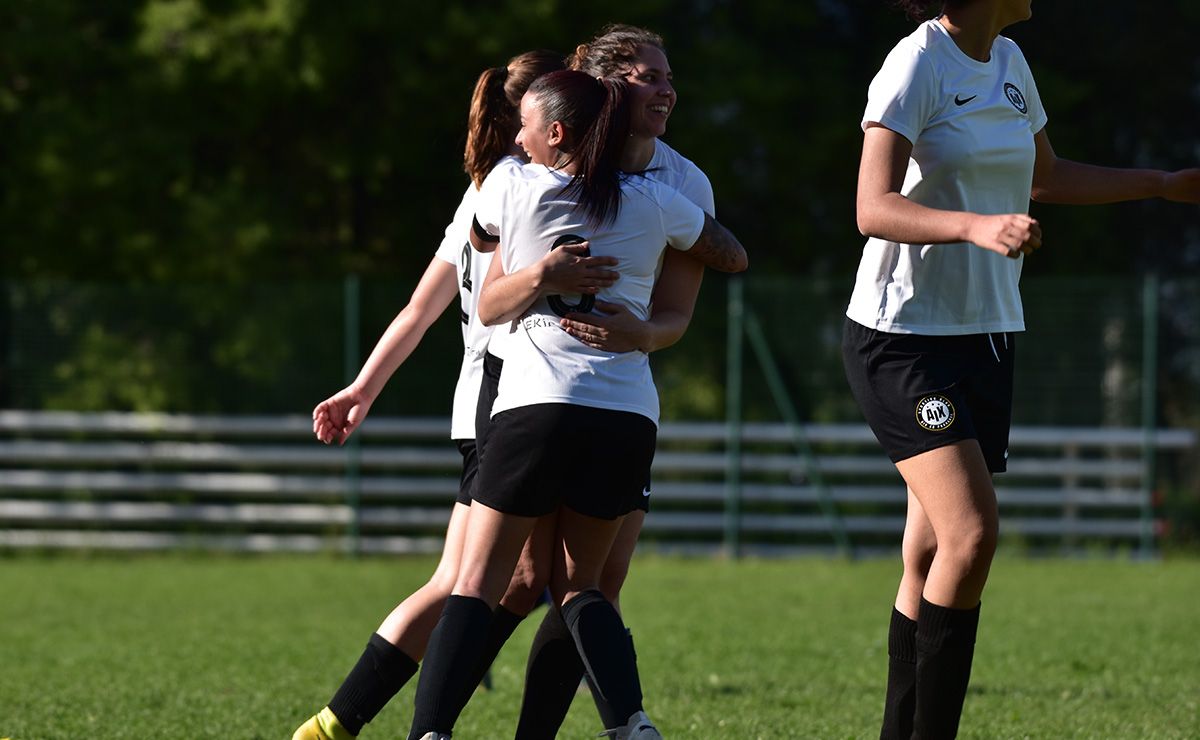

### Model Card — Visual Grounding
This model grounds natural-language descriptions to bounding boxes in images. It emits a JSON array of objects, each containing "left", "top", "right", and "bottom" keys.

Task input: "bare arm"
[
  {"left": 1031, "top": 128, "right": 1200, "bottom": 204},
  {"left": 560, "top": 248, "right": 704, "bottom": 352},
  {"left": 313, "top": 258, "right": 460, "bottom": 444},
  {"left": 685, "top": 214, "right": 748, "bottom": 273},
  {"left": 857, "top": 124, "right": 1042, "bottom": 258},
  {"left": 477, "top": 242, "right": 620, "bottom": 326}
]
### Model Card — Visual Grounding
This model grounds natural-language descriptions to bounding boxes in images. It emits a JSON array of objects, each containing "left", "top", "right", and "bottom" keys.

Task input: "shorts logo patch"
[{"left": 916, "top": 395, "right": 956, "bottom": 431}]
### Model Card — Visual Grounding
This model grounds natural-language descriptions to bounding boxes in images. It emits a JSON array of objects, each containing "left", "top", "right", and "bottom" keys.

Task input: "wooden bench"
[{"left": 0, "top": 411, "right": 1192, "bottom": 556}]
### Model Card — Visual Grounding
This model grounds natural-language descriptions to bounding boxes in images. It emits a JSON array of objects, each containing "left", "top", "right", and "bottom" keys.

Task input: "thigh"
[
  {"left": 454, "top": 502, "right": 539, "bottom": 606},
  {"left": 434, "top": 501, "right": 473, "bottom": 583},
  {"left": 599, "top": 510, "right": 645, "bottom": 606},
  {"left": 500, "top": 510, "right": 559, "bottom": 614},
  {"left": 894, "top": 440, "right": 997, "bottom": 539}
]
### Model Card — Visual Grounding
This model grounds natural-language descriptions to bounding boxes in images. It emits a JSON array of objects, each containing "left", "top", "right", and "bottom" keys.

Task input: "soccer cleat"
[
  {"left": 414, "top": 733, "right": 451, "bottom": 740},
  {"left": 291, "top": 707, "right": 355, "bottom": 740},
  {"left": 598, "top": 710, "right": 662, "bottom": 739}
]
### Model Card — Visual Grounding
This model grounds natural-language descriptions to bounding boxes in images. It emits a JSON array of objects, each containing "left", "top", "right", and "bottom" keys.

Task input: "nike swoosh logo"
[{"left": 954, "top": 94, "right": 977, "bottom": 106}]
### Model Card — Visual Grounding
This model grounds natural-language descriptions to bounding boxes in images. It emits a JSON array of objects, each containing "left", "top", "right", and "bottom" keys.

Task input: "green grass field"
[{"left": 1, "top": 553, "right": 1198, "bottom": 739}]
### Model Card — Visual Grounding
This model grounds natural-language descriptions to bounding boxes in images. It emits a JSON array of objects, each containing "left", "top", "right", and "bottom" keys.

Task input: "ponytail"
[
  {"left": 565, "top": 77, "right": 630, "bottom": 228},
  {"left": 526, "top": 70, "right": 631, "bottom": 228},
  {"left": 463, "top": 50, "right": 565, "bottom": 187},
  {"left": 463, "top": 66, "right": 510, "bottom": 187}
]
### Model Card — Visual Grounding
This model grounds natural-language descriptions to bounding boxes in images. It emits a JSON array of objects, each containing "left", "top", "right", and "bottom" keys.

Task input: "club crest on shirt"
[
  {"left": 915, "top": 395, "right": 956, "bottom": 431},
  {"left": 1003, "top": 82, "right": 1028, "bottom": 114}
]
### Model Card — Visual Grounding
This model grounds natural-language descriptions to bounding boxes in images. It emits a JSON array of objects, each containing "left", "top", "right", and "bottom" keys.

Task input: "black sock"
[
  {"left": 879, "top": 608, "right": 918, "bottom": 740},
  {"left": 327, "top": 633, "right": 419, "bottom": 735},
  {"left": 584, "top": 629, "right": 633, "bottom": 729},
  {"left": 408, "top": 595, "right": 493, "bottom": 740},
  {"left": 463, "top": 605, "right": 524, "bottom": 693},
  {"left": 515, "top": 606, "right": 586, "bottom": 739},
  {"left": 912, "top": 597, "right": 981, "bottom": 740},
  {"left": 560, "top": 590, "right": 642, "bottom": 729}
]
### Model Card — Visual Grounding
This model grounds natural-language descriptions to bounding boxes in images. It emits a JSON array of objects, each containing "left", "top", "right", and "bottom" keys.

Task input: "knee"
[
  {"left": 427, "top": 561, "right": 459, "bottom": 597},
  {"left": 903, "top": 537, "right": 937, "bottom": 578},
  {"left": 942, "top": 517, "right": 998, "bottom": 570}
]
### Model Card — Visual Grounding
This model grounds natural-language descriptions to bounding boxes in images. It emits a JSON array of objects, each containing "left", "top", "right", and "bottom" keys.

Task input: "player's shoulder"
[
  {"left": 892, "top": 20, "right": 945, "bottom": 58},
  {"left": 648, "top": 140, "right": 705, "bottom": 180},
  {"left": 876, "top": 21, "right": 943, "bottom": 81},
  {"left": 993, "top": 34, "right": 1032, "bottom": 68},
  {"left": 646, "top": 140, "right": 714, "bottom": 213},
  {"left": 491, "top": 155, "right": 526, "bottom": 178},
  {"left": 479, "top": 157, "right": 545, "bottom": 200}
]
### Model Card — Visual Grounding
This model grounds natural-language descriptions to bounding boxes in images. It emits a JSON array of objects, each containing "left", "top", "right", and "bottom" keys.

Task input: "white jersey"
[
  {"left": 476, "top": 164, "right": 706, "bottom": 425},
  {"left": 482, "top": 140, "right": 713, "bottom": 366},
  {"left": 433, "top": 155, "right": 524, "bottom": 439},
  {"left": 645, "top": 139, "right": 716, "bottom": 217},
  {"left": 847, "top": 19, "right": 1048, "bottom": 335}
]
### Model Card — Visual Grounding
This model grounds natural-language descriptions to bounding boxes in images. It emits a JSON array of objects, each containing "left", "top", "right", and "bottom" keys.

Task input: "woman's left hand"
[
  {"left": 1164, "top": 168, "right": 1200, "bottom": 203},
  {"left": 560, "top": 300, "right": 647, "bottom": 352}
]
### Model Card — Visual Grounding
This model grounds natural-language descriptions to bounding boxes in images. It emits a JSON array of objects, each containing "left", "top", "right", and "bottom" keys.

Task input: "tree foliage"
[{"left": 1, "top": 1, "right": 1197, "bottom": 426}]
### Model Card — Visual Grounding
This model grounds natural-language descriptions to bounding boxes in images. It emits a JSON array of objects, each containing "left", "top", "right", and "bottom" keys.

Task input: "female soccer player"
[
  {"left": 291, "top": 49, "right": 569, "bottom": 740},
  {"left": 848, "top": 2, "right": 1200, "bottom": 737},
  {"left": 510, "top": 24, "right": 725, "bottom": 739},
  {"left": 405, "top": 70, "right": 745, "bottom": 740}
]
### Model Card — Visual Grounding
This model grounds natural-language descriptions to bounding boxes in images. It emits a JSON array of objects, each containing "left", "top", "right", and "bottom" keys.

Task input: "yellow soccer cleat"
[{"left": 292, "top": 706, "right": 356, "bottom": 740}]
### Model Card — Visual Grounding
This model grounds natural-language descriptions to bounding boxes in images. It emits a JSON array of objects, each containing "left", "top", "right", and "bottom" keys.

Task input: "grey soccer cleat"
[{"left": 598, "top": 710, "right": 662, "bottom": 739}]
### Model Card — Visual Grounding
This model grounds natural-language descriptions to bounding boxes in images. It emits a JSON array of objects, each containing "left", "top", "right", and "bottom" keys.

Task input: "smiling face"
[
  {"left": 515, "top": 91, "right": 562, "bottom": 167},
  {"left": 620, "top": 45, "right": 676, "bottom": 140}
]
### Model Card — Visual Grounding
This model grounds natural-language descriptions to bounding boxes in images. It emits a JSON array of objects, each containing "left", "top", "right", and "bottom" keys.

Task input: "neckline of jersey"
[{"left": 928, "top": 18, "right": 996, "bottom": 73}]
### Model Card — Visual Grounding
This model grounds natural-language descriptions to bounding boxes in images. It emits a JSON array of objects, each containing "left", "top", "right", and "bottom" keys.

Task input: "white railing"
[{"left": 0, "top": 411, "right": 1193, "bottom": 556}]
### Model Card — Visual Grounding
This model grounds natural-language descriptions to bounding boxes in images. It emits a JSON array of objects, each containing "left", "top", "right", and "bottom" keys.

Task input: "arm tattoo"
[{"left": 688, "top": 214, "right": 748, "bottom": 273}]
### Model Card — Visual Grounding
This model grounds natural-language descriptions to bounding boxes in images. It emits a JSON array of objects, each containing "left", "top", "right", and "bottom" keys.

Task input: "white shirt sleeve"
[
  {"left": 1017, "top": 51, "right": 1048, "bottom": 134},
  {"left": 474, "top": 168, "right": 508, "bottom": 237},
  {"left": 658, "top": 185, "right": 707, "bottom": 252},
  {"left": 434, "top": 185, "right": 477, "bottom": 265},
  {"left": 861, "top": 40, "right": 938, "bottom": 145},
  {"left": 678, "top": 164, "right": 716, "bottom": 217}
]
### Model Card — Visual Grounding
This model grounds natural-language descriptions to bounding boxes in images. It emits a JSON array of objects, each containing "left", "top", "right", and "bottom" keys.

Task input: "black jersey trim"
[{"left": 472, "top": 216, "right": 499, "bottom": 243}]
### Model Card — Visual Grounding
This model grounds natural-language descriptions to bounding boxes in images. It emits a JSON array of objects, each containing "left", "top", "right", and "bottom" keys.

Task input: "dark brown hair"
[
  {"left": 526, "top": 70, "right": 631, "bottom": 227},
  {"left": 892, "top": 1, "right": 969, "bottom": 21},
  {"left": 463, "top": 50, "right": 564, "bottom": 187},
  {"left": 567, "top": 24, "right": 665, "bottom": 79}
]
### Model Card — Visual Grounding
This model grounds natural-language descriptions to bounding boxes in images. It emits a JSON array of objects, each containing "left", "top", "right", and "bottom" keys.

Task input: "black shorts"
[
  {"left": 842, "top": 318, "right": 1015, "bottom": 473},
  {"left": 474, "top": 351, "right": 503, "bottom": 456},
  {"left": 454, "top": 439, "right": 478, "bottom": 506},
  {"left": 474, "top": 403, "right": 657, "bottom": 519},
  {"left": 636, "top": 478, "right": 651, "bottom": 513}
]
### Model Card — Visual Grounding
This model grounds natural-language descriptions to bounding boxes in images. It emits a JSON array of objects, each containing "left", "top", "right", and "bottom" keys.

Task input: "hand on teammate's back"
[
  {"left": 966, "top": 213, "right": 1043, "bottom": 259},
  {"left": 561, "top": 300, "right": 645, "bottom": 352},
  {"left": 537, "top": 242, "right": 619, "bottom": 296}
]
